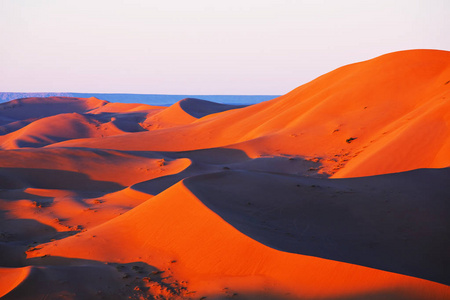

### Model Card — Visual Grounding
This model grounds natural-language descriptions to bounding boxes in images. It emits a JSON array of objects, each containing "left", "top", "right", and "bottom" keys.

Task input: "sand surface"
[{"left": 0, "top": 49, "right": 449, "bottom": 299}]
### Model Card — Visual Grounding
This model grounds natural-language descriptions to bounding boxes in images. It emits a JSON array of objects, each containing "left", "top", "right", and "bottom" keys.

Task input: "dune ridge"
[{"left": 0, "top": 49, "right": 449, "bottom": 299}]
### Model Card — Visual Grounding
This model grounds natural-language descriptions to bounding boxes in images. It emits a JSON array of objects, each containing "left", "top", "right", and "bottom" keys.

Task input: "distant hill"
[{"left": 0, "top": 93, "right": 278, "bottom": 106}]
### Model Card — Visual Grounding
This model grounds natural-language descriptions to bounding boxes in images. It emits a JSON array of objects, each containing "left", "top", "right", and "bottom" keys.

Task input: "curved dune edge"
[
  {"left": 27, "top": 180, "right": 450, "bottom": 299},
  {"left": 0, "top": 267, "right": 31, "bottom": 298},
  {"left": 0, "top": 148, "right": 193, "bottom": 188},
  {"left": 181, "top": 169, "right": 450, "bottom": 285}
]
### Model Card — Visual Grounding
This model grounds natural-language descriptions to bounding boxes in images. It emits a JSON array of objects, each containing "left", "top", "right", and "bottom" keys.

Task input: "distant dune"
[
  {"left": 0, "top": 50, "right": 449, "bottom": 299},
  {"left": 0, "top": 93, "right": 278, "bottom": 106}
]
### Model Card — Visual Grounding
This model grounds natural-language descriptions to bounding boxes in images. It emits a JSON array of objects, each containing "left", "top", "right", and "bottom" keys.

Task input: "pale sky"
[{"left": 1, "top": 0, "right": 449, "bottom": 94}]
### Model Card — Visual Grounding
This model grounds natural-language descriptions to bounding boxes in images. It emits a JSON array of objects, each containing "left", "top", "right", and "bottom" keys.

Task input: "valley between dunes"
[{"left": 0, "top": 49, "right": 449, "bottom": 299}]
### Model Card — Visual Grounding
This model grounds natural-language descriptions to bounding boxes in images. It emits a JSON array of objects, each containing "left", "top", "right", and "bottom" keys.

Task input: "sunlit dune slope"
[
  {"left": 0, "top": 267, "right": 31, "bottom": 298},
  {"left": 48, "top": 50, "right": 450, "bottom": 177},
  {"left": 0, "top": 113, "right": 125, "bottom": 149},
  {"left": 26, "top": 171, "right": 450, "bottom": 299},
  {"left": 0, "top": 148, "right": 191, "bottom": 189}
]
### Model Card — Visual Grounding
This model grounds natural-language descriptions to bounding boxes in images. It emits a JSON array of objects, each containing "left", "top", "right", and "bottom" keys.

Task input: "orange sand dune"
[
  {"left": 140, "top": 98, "right": 245, "bottom": 130},
  {"left": 0, "top": 49, "right": 449, "bottom": 299},
  {"left": 0, "top": 98, "right": 168, "bottom": 149},
  {"left": 0, "top": 148, "right": 191, "bottom": 188},
  {"left": 0, "top": 113, "right": 124, "bottom": 149},
  {"left": 48, "top": 50, "right": 450, "bottom": 177},
  {"left": 25, "top": 172, "right": 450, "bottom": 299},
  {"left": 0, "top": 267, "right": 31, "bottom": 298},
  {"left": 0, "top": 148, "right": 191, "bottom": 240}
]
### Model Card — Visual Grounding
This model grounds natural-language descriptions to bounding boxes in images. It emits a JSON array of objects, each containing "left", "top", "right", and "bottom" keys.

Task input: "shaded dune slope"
[
  {"left": 178, "top": 98, "right": 246, "bottom": 118},
  {"left": 184, "top": 169, "right": 450, "bottom": 285},
  {"left": 0, "top": 97, "right": 107, "bottom": 121}
]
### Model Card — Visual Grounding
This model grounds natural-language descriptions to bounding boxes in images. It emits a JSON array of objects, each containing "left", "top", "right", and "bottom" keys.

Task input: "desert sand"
[{"left": 0, "top": 49, "right": 449, "bottom": 299}]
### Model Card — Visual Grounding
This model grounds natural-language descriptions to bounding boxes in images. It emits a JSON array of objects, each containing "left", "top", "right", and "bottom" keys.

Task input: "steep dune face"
[
  {"left": 48, "top": 50, "right": 450, "bottom": 177},
  {"left": 0, "top": 267, "right": 31, "bottom": 298}
]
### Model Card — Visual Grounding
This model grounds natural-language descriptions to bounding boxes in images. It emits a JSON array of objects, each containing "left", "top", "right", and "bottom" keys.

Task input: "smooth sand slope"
[{"left": 0, "top": 49, "right": 449, "bottom": 299}]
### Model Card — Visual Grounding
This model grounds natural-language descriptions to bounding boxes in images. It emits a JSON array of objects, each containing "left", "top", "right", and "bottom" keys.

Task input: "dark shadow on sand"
[
  {"left": 184, "top": 168, "right": 450, "bottom": 285},
  {"left": 0, "top": 167, "right": 124, "bottom": 191}
]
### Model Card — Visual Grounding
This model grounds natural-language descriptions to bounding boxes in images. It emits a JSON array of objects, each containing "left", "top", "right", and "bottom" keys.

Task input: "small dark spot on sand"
[{"left": 151, "top": 270, "right": 164, "bottom": 275}]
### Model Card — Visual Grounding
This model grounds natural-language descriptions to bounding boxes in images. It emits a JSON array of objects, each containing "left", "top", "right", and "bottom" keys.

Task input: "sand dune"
[
  {"left": 0, "top": 98, "right": 167, "bottom": 149},
  {"left": 184, "top": 169, "right": 450, "bottom": 285},
  {"left": 45, "top": 50, "right": 450, "bottom": 177},
  {"left": 0, "top": 97, "right": 107, "bottom": 121},
  {"left": 0, "top": 49, "right": 449, "bottom": 299},
  {"left": 139, "top": 98, "right": 246, "bottom": 130},
  {"left": 23, "top": 174, "right": 450, "bottom": 299},
  {"left": 0, "top": 113, "right": 119, "bottom": 149}
]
